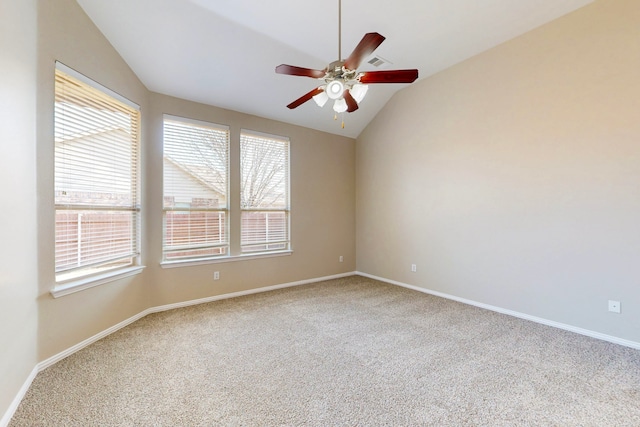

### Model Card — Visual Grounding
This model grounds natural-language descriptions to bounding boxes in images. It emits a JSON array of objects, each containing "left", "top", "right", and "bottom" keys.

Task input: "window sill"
[
  {"left": 160, "top": 250, "right": 293, "bottom": 269},
  {"left": 51, "top": 265, "right": 146, "bottom": 298}
]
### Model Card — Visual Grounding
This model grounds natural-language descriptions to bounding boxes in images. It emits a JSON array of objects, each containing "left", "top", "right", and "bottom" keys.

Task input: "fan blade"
[
  {"left": 359, "top": 69, "right": 419, "bottom": 84},
  {"left": 344, "top": 33, "right": 386, "bottom": 70},
  {"left": 286, "top": 87, "right": 324, "bottom": 109},
  {"left": 344, "top": 90, "right": 358, "bottom": 113},
  {"left": 276, "top": 64, "right": 325, "bottom": 79}
]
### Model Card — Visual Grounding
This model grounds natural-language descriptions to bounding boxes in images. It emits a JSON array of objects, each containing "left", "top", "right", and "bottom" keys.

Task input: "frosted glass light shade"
[
  {"left": 351, "top": 84, "right": 369, "bottom": 103},
  {"left": 333, "top": 98, "right": 347, "bottom": 113},
  {"left": 326, "top": 80, "right": 344, "bottom": 99},
  {"left": 313, "top": 90, "right": 328, "bottom": 107}
]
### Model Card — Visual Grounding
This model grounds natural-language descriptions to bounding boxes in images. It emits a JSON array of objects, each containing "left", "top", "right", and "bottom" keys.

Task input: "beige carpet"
[{"left": 10, "top": 276, "right": 640, "bottom": 426}]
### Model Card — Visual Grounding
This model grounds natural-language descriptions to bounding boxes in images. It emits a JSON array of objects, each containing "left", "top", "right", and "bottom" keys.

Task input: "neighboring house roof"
[
  {"left": 54, "top": 101, "right": 132, "bottom": 143},
  {"left": 164, "top": 155, "right": 226, "bottom": 198}
]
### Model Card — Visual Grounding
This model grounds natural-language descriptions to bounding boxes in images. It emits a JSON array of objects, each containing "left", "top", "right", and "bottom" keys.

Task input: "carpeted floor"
[{"left": 9, "top": 275, "right": 640, "bottom": 426}]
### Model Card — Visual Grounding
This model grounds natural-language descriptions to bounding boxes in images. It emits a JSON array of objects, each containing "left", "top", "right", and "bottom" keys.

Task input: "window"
[
  {"left": 163, "top": 116, "right": 229, "bottom": 261},
  {"left": 54, "top": 63, "right": 140, "bottom": 282},
  {"left": 240, "top": 131, "right": 290, "bottom": 253}
]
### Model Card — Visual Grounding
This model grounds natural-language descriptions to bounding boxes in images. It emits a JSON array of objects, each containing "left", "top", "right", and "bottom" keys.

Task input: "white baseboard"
[
  {"left": 0, "top": 366, "right": 38, "bottom": 427},
  {"left": 1, "top": 271, "right": 356, "bottom": 427},
  {"left": 40, "top": 271, "right": 354, "bottom": 371},
  {"left": 38, "top": 310, "right": 152, "bottom": 372},
  {"left": 149, "top": 272, "right": 356, "bottom": 314},
  {"left": 357, "top": 271, "right": 640, "bottom": 350}
]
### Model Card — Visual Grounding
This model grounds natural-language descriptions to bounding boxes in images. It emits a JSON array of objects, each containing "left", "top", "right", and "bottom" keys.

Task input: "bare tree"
[
  {"left": 241, "top": 137, "right": 287, "bottom": 209},
  {"left": 180, "top": 128, "right": 228, "bottom": 196}
]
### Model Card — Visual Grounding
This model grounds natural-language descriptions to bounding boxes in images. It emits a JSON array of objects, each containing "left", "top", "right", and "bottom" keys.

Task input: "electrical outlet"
[
  {"left": 411, "top": 264, "right": 417, "bottom": 272},
  {"left": 608, "top": 300, "right": 621, "bottom": 313},
  {"left": 214, "top": 271, "right": 220, "bottom": 280},
  {"left": 339, "top": 256, "right": 344, "bottom": 263}
]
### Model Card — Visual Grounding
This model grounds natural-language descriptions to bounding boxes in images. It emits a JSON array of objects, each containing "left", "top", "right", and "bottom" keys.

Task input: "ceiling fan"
[{"left": 275, "top": 0, "right": 418, "bottom": 120}]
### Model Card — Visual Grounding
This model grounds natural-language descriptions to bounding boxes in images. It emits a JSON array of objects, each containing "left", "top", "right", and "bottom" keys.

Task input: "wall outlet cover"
[{"left": 608, "top": 300, "right": 621, "bottom": 313}]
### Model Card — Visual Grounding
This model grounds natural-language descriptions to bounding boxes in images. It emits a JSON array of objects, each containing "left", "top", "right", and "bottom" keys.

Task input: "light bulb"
[
  {"left": 333, "top": 98, "right": 347, "bottom": 113},
  {"left": 326, "top": 80, "right": 344, "bottom": 100},
  {"left": 313, "top": 89, "right": 328, "bottom": 107}
]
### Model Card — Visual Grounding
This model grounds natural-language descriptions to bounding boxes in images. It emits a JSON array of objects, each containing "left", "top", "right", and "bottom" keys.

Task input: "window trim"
[
  {"left": 51, "top": 266, "right": 145, "bottom": 298},
  {"left": 159, "top": 249, "right": 293, "bottom": 269},
  {"left": 53, "top": 62, "right": 142, "bottom": 291},
  {"left": 162, "top": 115, "right": 230, "bottom": 262},
  {"left": 240, "top": 129, "right": 291, "bottom": 254},
  {"left": 159, "top": 126, "right": 293, "bottom": 266},
  {"left": 55, "top": 62, "right": 140, "bottom": 111}
]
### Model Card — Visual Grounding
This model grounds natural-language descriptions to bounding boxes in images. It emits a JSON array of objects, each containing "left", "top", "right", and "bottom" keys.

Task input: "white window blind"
[
  {"left": 163, "top": 116, "right": 229, "bottom": 261},
  {"left": 54, "top": 65, "right": 140, "bottom": 282},
  {"left": 240, "top": 131, "right": 290, "bottom": 253}
]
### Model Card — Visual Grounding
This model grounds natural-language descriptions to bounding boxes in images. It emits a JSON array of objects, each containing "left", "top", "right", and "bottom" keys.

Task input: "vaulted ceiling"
[{"left": 76, "top": 0, "right": 593, "bottom": 138}]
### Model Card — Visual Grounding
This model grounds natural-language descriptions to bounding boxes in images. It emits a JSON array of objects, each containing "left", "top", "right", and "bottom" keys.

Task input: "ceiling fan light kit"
[{"left": 275, "top": 0, "right": 419, "bottom": 127}]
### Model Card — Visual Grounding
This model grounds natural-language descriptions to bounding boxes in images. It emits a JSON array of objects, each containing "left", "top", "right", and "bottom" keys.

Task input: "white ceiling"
[{"left": 76, "top": 0, "right": 593, "bottom": 138}]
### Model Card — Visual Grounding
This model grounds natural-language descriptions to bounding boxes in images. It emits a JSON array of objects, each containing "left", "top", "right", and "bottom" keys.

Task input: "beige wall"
[
  {"left": 357, "top": 0, "right": 640, "bottom": 342},
  {"left": 33, "top": 0, "right": 356, "bottom": 366},
  {"left": 0, "top": 0, "right": 39, "bottom": 418}
]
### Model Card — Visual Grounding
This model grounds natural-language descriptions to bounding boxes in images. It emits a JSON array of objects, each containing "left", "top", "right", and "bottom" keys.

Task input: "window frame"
[
  {"left": 240, "top": 129, "right": 291, "bottom": 255},
  {"left": 161, "top": 115, "right": 230, "bottom": 263},
  {"left": 160, "top": 126, "right": 293, "bottom": 268},
  {"left": 52, "top": 62, "right": 143, "bottom": 297}
]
